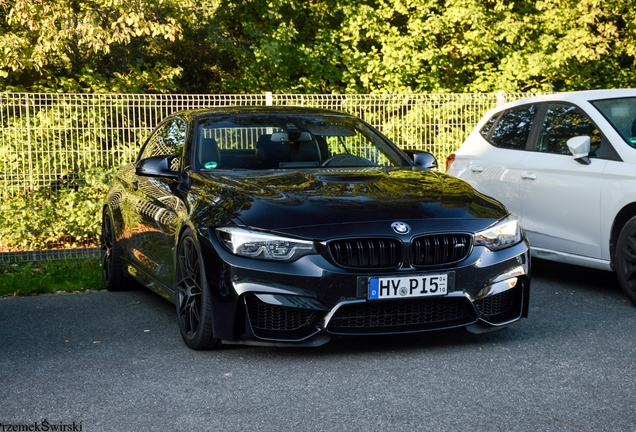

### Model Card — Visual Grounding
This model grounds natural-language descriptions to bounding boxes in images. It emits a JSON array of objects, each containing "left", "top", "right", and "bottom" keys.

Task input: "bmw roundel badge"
[{"left": 391, "top": 222, "right": 411, "bottom": 235}]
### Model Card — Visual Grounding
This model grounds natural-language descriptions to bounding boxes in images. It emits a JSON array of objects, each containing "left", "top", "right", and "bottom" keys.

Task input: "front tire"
[
  {"left": 175, "top": 229, "right": 221, "bottom": 350},
  {"left": 100, "top": 207, "right": 134, "bottom": 291},
  {"left": 615, "top": 216, "right": 636, "bottom": 306}
]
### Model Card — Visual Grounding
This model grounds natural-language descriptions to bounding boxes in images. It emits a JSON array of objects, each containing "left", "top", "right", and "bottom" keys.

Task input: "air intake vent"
[
  {"left": 411, "top": 234, "right": 471, "bottom": 266},
  {"left": 327, "top": 297, "right": 475, "bottom": 334},
  {"left": 246, "top": 295, "right": 316, "bottom": 331},
  {"left": 474, "top": 290, "right": 515, "bottom": 318},
  {"left": 328, "top": 238, "right": 401, "bottom": 268}
]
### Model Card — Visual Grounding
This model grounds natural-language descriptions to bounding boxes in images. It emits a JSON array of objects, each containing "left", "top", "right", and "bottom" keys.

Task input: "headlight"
[
  {"left": 216, "top": 227, "right": 316, "bottom": 262},
  {"left": 474, "top": 215, "right": 522, "bottom": 251}
]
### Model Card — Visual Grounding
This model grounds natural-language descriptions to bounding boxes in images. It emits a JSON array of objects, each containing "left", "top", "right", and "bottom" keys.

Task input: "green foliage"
[
  {"left": 50, "top": 63, "right": 184, "bottom": 94},
  {"left": 213, "top": 0, "right": 636, "bottom": 93},
  {"left": 1, "top": 0, "right": 634, "bottom": 93},
  {"left": 0, "top": 258, "right": 103, "bottom": 296},
  {"left": 0, "top": 169, "right": 113, "bottom": 251},
  {"left": 0, "top": 0, "right": 219, "bottom": 93},
  {"left": 0, "top": 93, "right": 144, "bottom": 252},
  {"left": 341, "top": 94, "right": 495, "bottom": 162}
]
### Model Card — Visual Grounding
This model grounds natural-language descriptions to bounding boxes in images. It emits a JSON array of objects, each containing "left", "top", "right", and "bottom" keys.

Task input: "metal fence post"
[
  {"left": 25, "top": 94, "right": 34, "bottom": 194},
  {"left": 497, "top": 91, "right": 506, "bottom": 107}
]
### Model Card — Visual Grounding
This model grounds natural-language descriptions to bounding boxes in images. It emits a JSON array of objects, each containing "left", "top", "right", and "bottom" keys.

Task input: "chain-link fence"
[{"left": 0, "top": 91, "right": 537, "bottom": 262}]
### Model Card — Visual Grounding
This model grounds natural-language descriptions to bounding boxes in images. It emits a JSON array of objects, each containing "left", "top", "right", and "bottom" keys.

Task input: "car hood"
[{"left": 191, "top": 168, "right": 507, "bottom": 236}]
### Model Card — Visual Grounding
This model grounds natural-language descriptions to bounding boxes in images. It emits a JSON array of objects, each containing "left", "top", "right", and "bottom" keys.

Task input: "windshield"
[
  {"left": 590, "top": 97, "right": 636, "bottom": 147},
  {"left": 193, "top": 113, "right": 409, "bottom": 171}
]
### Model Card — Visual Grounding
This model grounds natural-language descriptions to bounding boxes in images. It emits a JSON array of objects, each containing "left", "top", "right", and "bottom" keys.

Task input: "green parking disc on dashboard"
[{"left": 204, "top": 161, "right": 218, "bottom": 170}]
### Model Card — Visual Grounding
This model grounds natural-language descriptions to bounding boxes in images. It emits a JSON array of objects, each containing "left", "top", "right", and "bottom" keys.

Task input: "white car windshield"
[{"left": 591, "top": 97, "right": 636, "bottom": 147}]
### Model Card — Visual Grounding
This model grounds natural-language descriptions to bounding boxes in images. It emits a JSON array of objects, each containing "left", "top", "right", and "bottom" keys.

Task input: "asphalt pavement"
[{"left": 1, "top": 259, "right": 635, "bottom": 432}]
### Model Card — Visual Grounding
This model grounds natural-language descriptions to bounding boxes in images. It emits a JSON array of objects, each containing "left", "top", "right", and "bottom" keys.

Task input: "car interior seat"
[
  {"left": 292, "top": 140, "right": 321, "bottom": 163},
  {"left": 256, "top": 134, "right": 291, "bottom": 168},
  {"left": 199, "top": 136, "right": 221, "bottom": 169}
]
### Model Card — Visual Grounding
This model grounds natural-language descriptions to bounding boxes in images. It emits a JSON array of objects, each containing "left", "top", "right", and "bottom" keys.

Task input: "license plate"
[{"left": 368, "top": 273, "right": 448, "bottom": 300}]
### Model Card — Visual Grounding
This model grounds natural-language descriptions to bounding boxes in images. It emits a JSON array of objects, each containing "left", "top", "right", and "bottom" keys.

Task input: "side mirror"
[
  {"left": 566, "top": 136, "right": 591, "bottom": 165},
  {"left": 136, "top": 155, "right": 179, "bottom": 179},
  {"left": 404, "top": 150, "right": 439, "bottom": 170}
]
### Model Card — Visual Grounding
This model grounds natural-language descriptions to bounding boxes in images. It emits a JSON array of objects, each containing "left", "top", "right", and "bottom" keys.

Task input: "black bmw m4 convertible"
[{"left": 101, "top": 106, "right": 530, "bottom": 350}]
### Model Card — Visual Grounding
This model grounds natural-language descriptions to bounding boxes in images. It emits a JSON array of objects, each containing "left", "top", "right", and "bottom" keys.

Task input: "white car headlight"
[
  {"left": 474, "top": 215, "right": 522, "bottom": 251},
  {"left": 216, "top": 227, "right": 316, "bottom": 262}
]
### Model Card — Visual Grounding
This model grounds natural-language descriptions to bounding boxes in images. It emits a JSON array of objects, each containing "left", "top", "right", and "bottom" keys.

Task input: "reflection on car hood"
[{"left": 192, "top": 168, "right": 507, "bottom": 234}]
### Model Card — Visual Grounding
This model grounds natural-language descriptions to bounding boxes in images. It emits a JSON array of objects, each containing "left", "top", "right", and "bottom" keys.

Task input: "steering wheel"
[{"left": 321, "top": 154, "right": 377, "bottom": 167}]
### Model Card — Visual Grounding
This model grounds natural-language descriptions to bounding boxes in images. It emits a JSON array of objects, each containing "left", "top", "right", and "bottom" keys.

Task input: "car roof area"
[{"left": 177, "top": 105, "right": 356, "bottom": 121}]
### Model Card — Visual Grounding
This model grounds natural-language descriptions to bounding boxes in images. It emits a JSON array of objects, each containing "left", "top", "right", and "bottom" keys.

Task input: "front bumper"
[{"left": 201, "top": 237, "right": 530, "bottom": 347}]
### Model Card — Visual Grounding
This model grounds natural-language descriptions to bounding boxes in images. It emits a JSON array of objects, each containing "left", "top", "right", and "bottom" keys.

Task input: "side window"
[
  {"left": 486, "top": 104, "right": 537, "bottom": 150},
  {"left": 139, "top": 118, "right": 187, "bottom": 170},
  {"left": 479, "top": 114, "right": 499, "bottom": 139},
  {"left": 538, "top": 104, "right": 602, "bottom": 156}
]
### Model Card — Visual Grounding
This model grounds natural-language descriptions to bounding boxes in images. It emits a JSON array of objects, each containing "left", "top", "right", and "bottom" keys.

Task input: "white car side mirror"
[{"left": 567, "top": 136, "right": 591, "bottom": 165}]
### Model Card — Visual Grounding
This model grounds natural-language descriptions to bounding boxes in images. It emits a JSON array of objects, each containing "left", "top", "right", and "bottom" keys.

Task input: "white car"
[{"left": 447, "top": 89, "right": 636, "bottom": 305}]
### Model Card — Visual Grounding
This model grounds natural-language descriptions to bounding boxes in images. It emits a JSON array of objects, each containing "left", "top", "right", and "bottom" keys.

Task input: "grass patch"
[{"left": 0, "top": 258, "right": 104, "bottom": 296}]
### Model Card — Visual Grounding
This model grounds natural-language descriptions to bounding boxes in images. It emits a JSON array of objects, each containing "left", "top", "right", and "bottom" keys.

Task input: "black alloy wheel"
[
  {"left": 176, "top": 230, "right": 221, "bottom": 350},
  {"left": 616, "top": 216, "right": 636, "bottom": 307},
  {"left": 100, "top": 207, "right": 133, "bottom": 291}
]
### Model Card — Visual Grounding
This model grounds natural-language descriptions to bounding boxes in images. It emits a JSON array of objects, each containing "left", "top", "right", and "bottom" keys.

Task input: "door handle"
[{"left": 521, "top": 173, "right": 537, "bottom": 180}]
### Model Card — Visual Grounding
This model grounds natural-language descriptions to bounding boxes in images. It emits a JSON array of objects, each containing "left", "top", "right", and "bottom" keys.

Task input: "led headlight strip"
[
  {"left": 474, "top": 215, "right": 522, "bottom": 251},
  {"left": 217, "top": 227, "right": 316, "bottom": 262}
]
